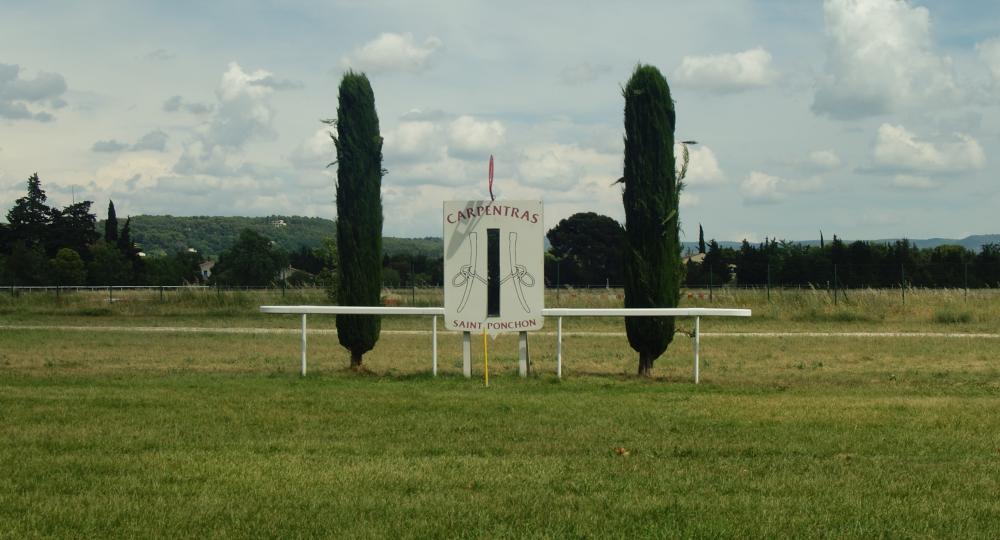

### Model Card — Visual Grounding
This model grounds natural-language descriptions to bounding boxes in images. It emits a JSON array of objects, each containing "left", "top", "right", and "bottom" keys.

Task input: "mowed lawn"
[{"left": 2, "top": 318, "right": 1000, "bottom": 538}]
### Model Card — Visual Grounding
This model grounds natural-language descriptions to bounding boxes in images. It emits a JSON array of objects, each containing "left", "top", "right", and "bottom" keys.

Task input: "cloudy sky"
[{"left": 2, "top": 0, "right": 999, "bottom": 242}]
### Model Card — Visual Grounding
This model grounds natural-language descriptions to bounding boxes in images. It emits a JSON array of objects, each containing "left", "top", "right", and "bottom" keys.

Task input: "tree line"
[
  {"left": 6, "top": 172, "right": 997, "bottom": 290},
  {"left": 690, "top": 236, "right": 1000, "bottom": 289},
  {"left": 0, "top": 173, "right": 296, "bottom": 287},
  {"left": 543, "top": 213, "right": 1000, "bottom": 289},
  {"left": 0, "top": 173, "right": 193, "bottom": 286}
]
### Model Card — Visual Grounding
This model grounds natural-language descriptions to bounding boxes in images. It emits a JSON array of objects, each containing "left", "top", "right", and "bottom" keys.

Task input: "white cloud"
[
  {"left": 678, "top": 144, "right": 724, "bottom": 187},
  {"left": 518, "top": 143, "right": 619, "bottom": 191},
  {"left": 673, "top": 48, "right": 777, "bottom": 92},
  {"left": 741, "top": 171, "right": 821, "bottom": 205},
  {"left": 872, "top": 123, "right": 985, "bottom": 173},
  {"left": 680, "top": 192, "right": 700, "bottom": 208},
  {"left": 92, "top": 153, "right": 174, "bottom": 192},
  {"left": 813, "top": 0, "right": 958, "bottom": 119},
  {"left": 742, "top": 171, "right": 784, "bottom": 204},
  {"left": 447, "top": 116, "right": 505, "bottom": 159},
  {"left": 806, "top": 150, "right": 841, "bottom": 170},
  {"left": 386, "top": 153, "right": 479, "bottom": 187},
  {"left": 890, "top": 174, "right": 939, "bottom": 190},
  {"left": 977, "top": 37, "right": 1000, "bottom": 85},
  {"left": 289, "top": 128, "right": 333, "bottom": 170},
  {"left": 384, "top": 120, "right": 444, "bottom": 161},
  {"left": 0, "top": 62, "right": 67, "bottom": 122},
  {"left": 174, "top": 63, "right": 296, "bottom": 176},
  {"left": 340, "top": 33, "right": 442, "bottom": 74}
]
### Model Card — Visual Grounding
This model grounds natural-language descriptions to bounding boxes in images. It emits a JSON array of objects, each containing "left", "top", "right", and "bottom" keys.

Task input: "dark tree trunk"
[
  {"left": 638, "top": 352, "right": 655, "bottom": 377},
  {"left": 350, "top": 350, "right": 364, "bottom": 369}
]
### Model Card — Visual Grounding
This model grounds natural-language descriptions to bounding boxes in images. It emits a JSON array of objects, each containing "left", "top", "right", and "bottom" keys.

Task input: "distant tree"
[
  {"left": 7, "top": 241, "right": 50, "bottom": 285},
  {"left": 926, "top": 244, "right": 972, "bottom": 288},
  {"left": 50, "top": 248, "right": 87, "bottom": 285},
  {"left": 698, "top": 224, "right": 706, "bottom": 254},
  {"left": 316, "top": 237, "right": 339, "bottom": 300},
  {"left": 974, "top": 243, "right": 1000, "bottom": 287},
  {"left": 620, "top": 64, "right": 682, "bottom": 377},
  {"left": 6, "top": 173, "right": 55, "bottom": 250},
  {"left": 112, "top": 217, "right": 147, "bottom": 284},
  {"left": 212, "top": 229, "right": 288, "bottom": 287},
  {"left": 88, "top": 241, "right": 131, "bottom": 285},
  {"left": 105, "top": 200, "right": 118, "bottom": 244},
  {"left": 143, "top": 250, "right": 202, "bottom": 285},
  {"left": 116, "top": 217, "right": 133, "bottom": 254},
  {"left": 289, "top": 245, "right": 326, "bottom": 275},
  {"left": 0, "top": 222, "right": 10, "bottom": 254},
  {"left": 329, "top": 71, "right": 384, "bottom": 368},
  {"left": 51, "top": 201, "right": 99, "bottom": 258},
  {"left": 381, "top": 267, "right": 402, "bottom": 287},
  {"left": 546, "top": 212, "right": 626, "bottom": 287}
]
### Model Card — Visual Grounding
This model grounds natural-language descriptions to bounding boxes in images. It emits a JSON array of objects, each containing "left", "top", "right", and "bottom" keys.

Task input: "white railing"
[{"left": 259, "top": 305, "right": 751, "bottom": 382}]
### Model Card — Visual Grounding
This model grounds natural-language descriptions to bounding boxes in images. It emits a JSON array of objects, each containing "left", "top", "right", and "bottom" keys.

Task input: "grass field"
[{"left": 2, "top": 288, "right": 999, "bottom": 537}]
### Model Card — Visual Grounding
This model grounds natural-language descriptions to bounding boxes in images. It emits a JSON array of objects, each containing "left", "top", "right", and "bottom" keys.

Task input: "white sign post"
[{"left": 444, "top": 200, "right": 545, "bottom": 376}]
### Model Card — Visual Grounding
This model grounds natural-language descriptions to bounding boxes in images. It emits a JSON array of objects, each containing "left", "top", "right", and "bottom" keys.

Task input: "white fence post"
[
  {"left": 694, "top": 316, "right": 700, "bottom": 384},
  {"left": 556, "top": 316, "right": 563, "bottom": 379},
  {"left": 301, "top": 313, "right": 308, "bottom": 376},
  {"left": 432, "top": 315, "right": 438, "bottom": 376},
  {"left": 258, "top": 306, "right": 750, "bottom": 380}
]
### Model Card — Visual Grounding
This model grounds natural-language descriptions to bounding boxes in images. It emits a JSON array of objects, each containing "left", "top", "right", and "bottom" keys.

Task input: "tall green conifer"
[
  {"left": 621, "top": 65, "right": 682, "bottom": 377},
  {"left": 330, "top": 71, "right": 383, "bottom": 368},
  {"left": 105, "top": 201, "right": 118, "bottom": 244}
]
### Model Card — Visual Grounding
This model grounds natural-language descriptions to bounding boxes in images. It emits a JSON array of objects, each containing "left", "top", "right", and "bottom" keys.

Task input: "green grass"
[{"left": 2, "top": 290, "right": 1000, "bottom": 537}]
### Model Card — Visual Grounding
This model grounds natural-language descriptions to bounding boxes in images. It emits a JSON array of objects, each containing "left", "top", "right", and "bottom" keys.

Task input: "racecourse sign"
[{"left": 443, "top": 200, "right": 544, "bottom": 335}]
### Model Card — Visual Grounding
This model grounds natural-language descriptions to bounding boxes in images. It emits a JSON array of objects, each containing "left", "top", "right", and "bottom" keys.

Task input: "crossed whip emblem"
[{"left": 451, "top": 231, "right": 535, "bottom": 313}]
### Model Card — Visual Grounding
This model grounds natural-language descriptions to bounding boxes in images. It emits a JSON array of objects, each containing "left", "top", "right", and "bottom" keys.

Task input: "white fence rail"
[{"left": 259, "top": 305, "right": 751, "bottom": 382}]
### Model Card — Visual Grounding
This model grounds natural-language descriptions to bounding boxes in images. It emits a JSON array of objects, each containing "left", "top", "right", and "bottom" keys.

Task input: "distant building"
[
  {"left": 683, "top": 252, "right": 706, "bottom": 265},
  {"left": 199, "top": 260, "right": 215, "bottom": 280},
  {"left": 271, "top": 219, "right": 288, "bottom": 228}
]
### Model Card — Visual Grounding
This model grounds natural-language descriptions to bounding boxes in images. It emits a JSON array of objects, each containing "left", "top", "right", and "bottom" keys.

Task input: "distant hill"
[
  {"left": 108, "top": 214, "right": 998, "bottom": 258},
  {"left": 111, "top": 215, "right": 444, "bottom": 259},
  {"left": 104, "top": 215, "right": 336, "bottom": 258}
]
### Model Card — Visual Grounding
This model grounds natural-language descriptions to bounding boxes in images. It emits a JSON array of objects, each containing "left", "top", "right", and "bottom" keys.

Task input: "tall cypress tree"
[
  {"left": 330, "top": 71, "right": 383, "bottom": 368},
  {"left": 621, "top": 65, "right": 682, "bottom": 377},
  {"left": 105, "top": 200, "right": 119, "bottom": 244},
  {"left": 698, "top": 224, "right": 706, "bottom": 255}
]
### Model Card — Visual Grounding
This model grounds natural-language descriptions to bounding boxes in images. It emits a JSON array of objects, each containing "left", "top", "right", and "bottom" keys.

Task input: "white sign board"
[{"left": 443, "top": 200, "right": 544, "bottom": 335}]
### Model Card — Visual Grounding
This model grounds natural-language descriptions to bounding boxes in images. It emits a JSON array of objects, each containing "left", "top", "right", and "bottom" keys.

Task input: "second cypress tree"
[
  {"left": 330, "top": 71, "right": 383, "bottom": 368},
  {"left": 105, "top": 200, "right": 118, "bottom": 244},
  {"left": 621, "top": 64, "right": 682, "bottom": 377}
]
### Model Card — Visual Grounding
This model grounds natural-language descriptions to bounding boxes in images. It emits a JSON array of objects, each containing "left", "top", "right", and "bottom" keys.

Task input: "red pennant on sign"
[{"left": 488, "top": 155, "right": 495, "bottom": 201}]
